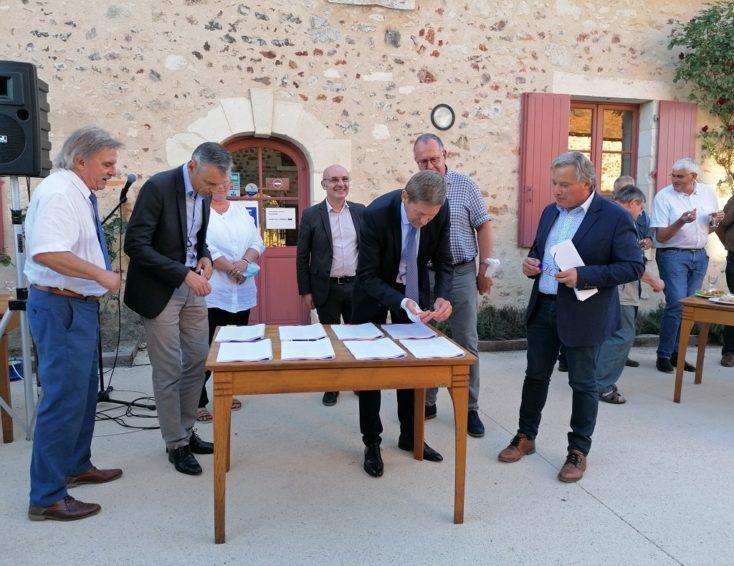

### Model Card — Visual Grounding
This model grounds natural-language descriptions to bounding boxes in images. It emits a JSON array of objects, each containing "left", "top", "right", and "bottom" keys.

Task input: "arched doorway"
[{"left": 224, "top": 137, "right": 310, "bottom": 324}]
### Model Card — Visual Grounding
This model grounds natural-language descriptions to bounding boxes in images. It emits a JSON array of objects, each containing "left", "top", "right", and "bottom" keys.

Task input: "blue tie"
[
  {"left": 89, "top": 192, "right": 112, "bottom": 271},
  {"left": 405, "top": 225, "right": 419, "bottom": 303}
]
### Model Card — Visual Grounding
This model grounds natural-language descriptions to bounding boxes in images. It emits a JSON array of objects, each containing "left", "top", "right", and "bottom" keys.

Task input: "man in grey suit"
[
  {"left": 296, "top": 164, "right": 365, "bottom": 406},
  {"left": 124, "top": 142, "right": 231, "bottom": 476}
]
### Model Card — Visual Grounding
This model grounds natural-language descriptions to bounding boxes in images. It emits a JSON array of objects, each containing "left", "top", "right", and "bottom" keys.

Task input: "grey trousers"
[
  {"left": 427, "top": 261, "right": 480, "bottom": 410},
  {"left": 143, "top": 284, "right": 209, "bottom": 449}
]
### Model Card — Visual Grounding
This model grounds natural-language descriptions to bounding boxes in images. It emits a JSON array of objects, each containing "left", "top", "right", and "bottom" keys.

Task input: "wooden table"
[
  {"left": 0, "top": 293, "right": 19, "bottom": 443},
  {"left": 674, "top": 295, "right": 734, "bottom": 402},
  {"left": 206, "top": 325, "right": 476, "bottom": 544}
]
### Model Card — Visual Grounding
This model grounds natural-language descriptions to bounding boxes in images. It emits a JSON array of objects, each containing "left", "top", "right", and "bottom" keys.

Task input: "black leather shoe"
[
  {"left": 322, "top": 391, "right": 339, "bottom": 406},
  {"left": 625, "top": 357, "right": 640, "bottom": 368},
  {"left": 670, "top": 356, "right": 695, "bottom": 372},
  {"left": 363, "top": 443, "right": 383, "bottom": 477},
  {"left": 424, "top": 404, "right": 437, "bottom": 420},
  {"left": 189, "top": 431, "right": 213, "bottom": 454},
  {"left": 168, "top": 446, "right": 202, "bottom": 475},
  {"left": 398, "top": 436, "right": 443, "bottom": 462},
  {"left": 656, "top": 357, "right": 674, "bottom": 373},
  {"left": 557, "top": 359, "right": 568, "bottom": 372},
  {"left": 467, "top": 410, "right": 485, "bottom": 438}
]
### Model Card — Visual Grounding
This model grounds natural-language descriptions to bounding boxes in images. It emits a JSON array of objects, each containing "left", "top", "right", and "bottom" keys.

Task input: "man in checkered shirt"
[{"left": 413, "top": 133, "right": 494, "bottom": 437}]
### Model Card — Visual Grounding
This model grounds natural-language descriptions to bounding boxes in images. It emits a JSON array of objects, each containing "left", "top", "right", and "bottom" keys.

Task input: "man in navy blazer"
[
  {"left": 498, "top": 152, "right": 644, "bottom": 482},
  {"left": 351, "top": 170, "right": 453, "bottom": 477},
  {"left": 124, "top": 142, "right": 231, "bottom": 476},
  {"left": 296, "top": 164, "right": 365, "bottom": 406}
]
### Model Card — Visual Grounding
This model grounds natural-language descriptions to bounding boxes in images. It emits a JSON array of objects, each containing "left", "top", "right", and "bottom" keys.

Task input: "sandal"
[
  {"left": 599, "top": 388, "right": 626, "bottom": 404},
  {"left": 195, "top": 407, "right": 213, "bottom": 422},
  {"left": 231, "top": 398, "right": 243, "bottom": 411}
]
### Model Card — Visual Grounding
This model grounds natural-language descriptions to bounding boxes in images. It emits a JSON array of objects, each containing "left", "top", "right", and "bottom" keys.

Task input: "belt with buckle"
[
  {"left": 31, "top": 285, "right": 101, "bottom": 302},
  {"left": 330, "top": 276, "right": 355, "bottom": 285}
]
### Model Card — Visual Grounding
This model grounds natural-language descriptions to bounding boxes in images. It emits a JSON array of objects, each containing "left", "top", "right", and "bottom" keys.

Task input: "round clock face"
[{"left": 431, "top": 104, "right": 455, "bottom": 130}]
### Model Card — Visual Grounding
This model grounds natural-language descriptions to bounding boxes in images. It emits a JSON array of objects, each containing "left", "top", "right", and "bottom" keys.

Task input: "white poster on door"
[{"left": 265, "top": 207, "right": 296, "bottom": 229}]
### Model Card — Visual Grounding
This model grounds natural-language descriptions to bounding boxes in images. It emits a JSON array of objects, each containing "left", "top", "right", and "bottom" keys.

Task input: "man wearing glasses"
[
  {"left": 413, "top": 133, "right": 493, "bottom": 438},
  {"left": 296, "top": 164, "right": 365, "bottom": 406},
  {"left": 650, "top": 158, "right": 724, "bottom": 374}
]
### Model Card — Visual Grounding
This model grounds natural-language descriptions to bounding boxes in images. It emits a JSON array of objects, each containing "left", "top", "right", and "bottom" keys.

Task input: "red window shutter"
[
  {"left": 655, "top": 100, "right": 698, "bottom": 191},
  {"left": 518, "top": 93, "right": 570, "bottom": 247}
]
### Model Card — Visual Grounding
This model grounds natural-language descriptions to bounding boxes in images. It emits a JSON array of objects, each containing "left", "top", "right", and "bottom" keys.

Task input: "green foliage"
[
  {"left": 669, "top": 2, "right": 734, "bottom": 193},
  {"left": 102, "top": 217, "right": 127, "bottom": 265}
]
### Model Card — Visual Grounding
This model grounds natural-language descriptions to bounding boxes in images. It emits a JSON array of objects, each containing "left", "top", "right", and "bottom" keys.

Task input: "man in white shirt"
[
  {"left": 24, "top": 127, "right": 123, "bottom": 521},
  {"left": 650, "top": 158, "right": 724, "bottom": 373}
]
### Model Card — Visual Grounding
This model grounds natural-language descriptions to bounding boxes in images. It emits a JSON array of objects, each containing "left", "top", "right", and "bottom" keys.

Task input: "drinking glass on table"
[{"left": 707, "top": 273, "right": 719, "bottom": 292}]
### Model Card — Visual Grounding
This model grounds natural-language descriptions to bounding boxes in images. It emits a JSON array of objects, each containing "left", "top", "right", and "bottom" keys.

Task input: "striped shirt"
[{"left": 444, "top": 168, "right": 491, "bottom": 265}]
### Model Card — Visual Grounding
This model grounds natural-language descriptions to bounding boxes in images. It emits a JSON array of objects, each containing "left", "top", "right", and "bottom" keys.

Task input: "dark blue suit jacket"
[
  {"left": 352, "top": 190, "right": 453, "bottom": 324},
  {"left": 526, "top": 192, "right": 645, "bottom": 347}
]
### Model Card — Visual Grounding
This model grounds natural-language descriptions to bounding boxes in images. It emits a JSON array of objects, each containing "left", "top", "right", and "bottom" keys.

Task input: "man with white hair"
[{"left": 650, "top": 158, "right": 724, "bottom": 373}]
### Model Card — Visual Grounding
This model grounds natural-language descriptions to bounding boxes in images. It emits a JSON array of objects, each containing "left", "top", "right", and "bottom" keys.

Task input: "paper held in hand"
[{"left": 549, "top": 239, "right": 598, "bottom": 302}]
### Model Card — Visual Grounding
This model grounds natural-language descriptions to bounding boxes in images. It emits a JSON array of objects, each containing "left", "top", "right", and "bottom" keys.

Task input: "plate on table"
[
  {"left": 695, "top": 289, "right": 727, "bottom": 298},
  {"left": 709, "top": 294, "right": 734, "bottom": 304}
]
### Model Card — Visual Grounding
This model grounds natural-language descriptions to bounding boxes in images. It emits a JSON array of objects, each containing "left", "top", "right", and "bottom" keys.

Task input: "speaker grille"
[{"left": 0, "top": 114, "right": 25, "bottom": 164}]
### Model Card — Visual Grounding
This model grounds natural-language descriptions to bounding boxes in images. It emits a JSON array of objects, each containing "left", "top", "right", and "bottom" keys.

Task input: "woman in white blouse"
[{"left": 196, "top": 184, "right": 266, "bottom": 422}]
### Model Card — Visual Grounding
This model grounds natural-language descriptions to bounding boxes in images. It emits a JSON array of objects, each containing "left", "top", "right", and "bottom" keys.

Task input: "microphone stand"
[{"left": 97, "top": 186, "right": 155, "bottom": 411}]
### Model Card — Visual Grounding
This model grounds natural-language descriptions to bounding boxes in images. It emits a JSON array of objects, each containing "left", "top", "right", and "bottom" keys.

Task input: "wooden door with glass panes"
[{"left": 224, "top": 138, "right": 310, "bottom": 324}]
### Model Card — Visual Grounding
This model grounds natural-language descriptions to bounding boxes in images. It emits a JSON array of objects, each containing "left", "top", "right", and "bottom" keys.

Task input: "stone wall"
[{"left": 0, "top": 0, "right": 720, "bottom": 315}]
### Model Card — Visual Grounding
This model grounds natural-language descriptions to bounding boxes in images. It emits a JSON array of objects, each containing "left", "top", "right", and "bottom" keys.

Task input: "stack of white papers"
[
  {"left": 343, "top": 337, "right": 407, "bottom": 360},
  {"left": 382, "top": 323, "right": 437, "bottom": 340},
  {"left": 280, "top": 337, "right": 336, "bottom": 360},
  {"left": 278, "top": 323, "right": 327, "bottom": 341},
  {"left": 330, "top": 323, "right": 384, "bottom": 341},
  {"left": 216, "top": 339, "right": 273, "bottom": 362},
  {"left": 215, "top": 323, "right": 266, "bottom": 342},
  {"left": 400, "top": 336, "right": 465, "bottom": 359}
]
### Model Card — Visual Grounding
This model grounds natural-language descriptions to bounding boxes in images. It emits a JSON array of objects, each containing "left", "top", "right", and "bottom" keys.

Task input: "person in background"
[
  {"left": 596, "top": 186, "right": 664, "bottom": 404},
  {"left": 649, "top": 158, "right": 724, "bottom": 374},
  {"left": 24, "top": 127, "right": 124, "bottom": 521},
  {"left": 352, "top": 170, "right": 453, "bottom": 478},
  {"left": 195, "top": 181, "right": 266, "bottom": 422},
  {"left": 497, "top": 152, "right": 643, "bottom": 483},
  {"left": 296, "top": 164, "right": 365, "bottom": 407},
  {"left": 413, "top": 133, "right": 493, "bottom": 438},
  {"left": 124, "top": 142, "right": 230, "bottom": 476},
  {"left": 715, "top": 193, "right": 734, "bottom": 367}
]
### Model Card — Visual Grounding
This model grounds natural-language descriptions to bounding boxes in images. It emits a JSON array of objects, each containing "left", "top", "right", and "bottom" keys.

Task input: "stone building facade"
[{"left": 0, "top": 0, "right": 723, "bottom": 322}]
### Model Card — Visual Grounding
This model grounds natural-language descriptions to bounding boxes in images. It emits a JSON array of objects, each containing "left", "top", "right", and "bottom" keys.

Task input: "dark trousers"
[
  {"left": 199, "top": 307, "right": 250, "bottom": 408},
  {"left": 315, "top": 279, "right": 354, "bottom": 324},
  {"left": 723, "top": 251, "right": 734, "bottom": 354},
  {"left": 519, "top": 296, "right": 600, "bottom": 455}
]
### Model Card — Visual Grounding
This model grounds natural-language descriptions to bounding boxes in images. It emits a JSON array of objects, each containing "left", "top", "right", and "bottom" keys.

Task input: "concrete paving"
[{"left": 1, "top": 345, "right": 732, "bottom": 566}]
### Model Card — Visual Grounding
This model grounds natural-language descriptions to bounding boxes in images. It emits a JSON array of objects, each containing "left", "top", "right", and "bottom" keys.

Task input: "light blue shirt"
[{"left": 182, "top": 164, "right": 204, "bottom": 267}]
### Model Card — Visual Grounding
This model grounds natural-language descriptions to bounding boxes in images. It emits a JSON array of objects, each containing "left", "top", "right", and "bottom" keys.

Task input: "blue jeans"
[
  {"left": 595, "top": 305, "right": 636, "bottom": 394},
  {"left": 722, "top": 251, "right": 734, "bottom": 354},
  {"left": 28, "top": 288, "right": 101, "bottom": 507},
  {"left": 519, "top": 296, "right": 600, "bottom": 455},
  {"left": 655, "top": 248, "right": 708, "bottom": 359}
]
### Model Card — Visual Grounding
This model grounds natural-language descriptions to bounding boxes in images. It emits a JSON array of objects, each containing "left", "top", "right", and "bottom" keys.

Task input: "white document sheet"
[
  {"left": 549, "top": 239, "right": 598, "bottom": 301},
  {"left": 343, "top": 337, "right": 407, "bottom": 360},
  {"left": 278, "top": 323, "right": 327, "bottom": 341},
  {"left": 330, "top": 323, "right": 384, "bottom": 341},
  {"left": 382, "top": 323, "right": 437, "bottom": 340},
  {"left": 280, "top": 337, "right": 336, "bottom": 360},
  {"left": 399, "top": 336, "right": 465, "bottom": 359},
  {"left": 214, "top": 323, "right": 266, "bottom": 342},
  {"left": 216, "top": 339, "right": 273, "bottom": 362}
]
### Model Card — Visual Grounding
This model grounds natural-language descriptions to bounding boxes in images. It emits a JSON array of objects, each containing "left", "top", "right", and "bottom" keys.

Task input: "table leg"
[
  {"left": 213, "top": 386, "right": 232, "bottom": 544},
  {"left": 674, "top": 309, "right": 695, "bottom": 403},
  {"left": 695, "top": 323, "right": 709, "bottom": 385},
  {"left": 0, "top": 334, "right": 13, "bottom": 443},
  {"left": 413, "top": 388, "right": 425, "bottom": 461},
  {"left": 449, "top": 378, "right": 468, "bottom": 524}
]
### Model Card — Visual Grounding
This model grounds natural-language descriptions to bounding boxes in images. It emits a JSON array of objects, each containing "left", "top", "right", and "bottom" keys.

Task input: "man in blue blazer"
[
  {"left": 351, "top": 170, "right": 454, "bottom": 477},
  {"left": 124, "top": 142, "right": 231, "bottom": 476},
  {"left": 296, "top": 164, "right": 365, "bottom": 406},
  {"left": 498, "top": 152, "right": 644, "bottom": 482}
]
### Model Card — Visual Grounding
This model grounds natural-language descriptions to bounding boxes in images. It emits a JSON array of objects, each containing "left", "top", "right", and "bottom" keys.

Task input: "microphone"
[{"left": 120, "top": 173, "right": 136, "bottom": 203}]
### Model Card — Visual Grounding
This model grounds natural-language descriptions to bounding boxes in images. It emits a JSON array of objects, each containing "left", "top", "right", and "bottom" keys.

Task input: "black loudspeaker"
[{"left": 0, "top": 61, "right": 51, "bottom": 178}]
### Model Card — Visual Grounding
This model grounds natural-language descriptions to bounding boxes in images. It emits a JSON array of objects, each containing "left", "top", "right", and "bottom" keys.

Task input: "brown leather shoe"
[
  {"left": 67, "top": 466, "right": 123, "bottom": 488},
  {"left": 28, "top": 495, "right": 101, "bottom": 521},
  {"left": 497, "top": 433, "right": 536, "bottom": 463},
  {"left": 558, "top": 449, "right": 587, "bottom": 483}
]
